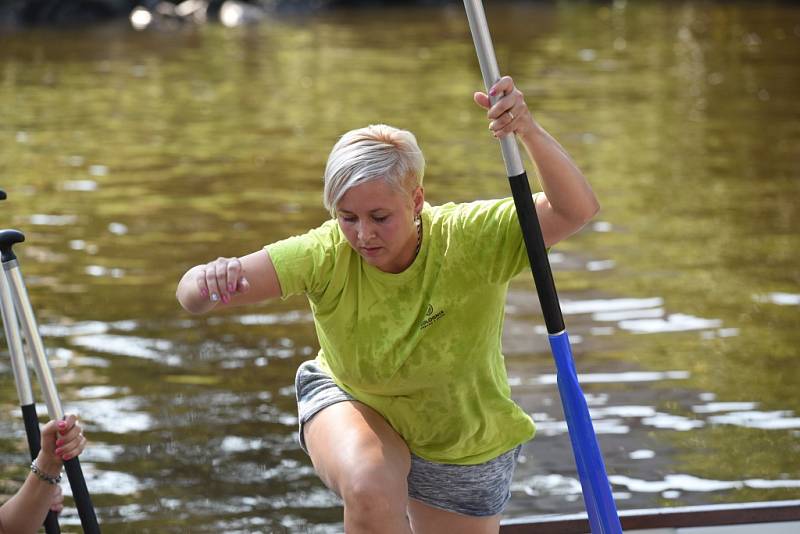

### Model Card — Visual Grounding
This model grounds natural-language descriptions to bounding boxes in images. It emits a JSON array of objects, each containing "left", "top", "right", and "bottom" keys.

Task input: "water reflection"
[
  {"left": 0, "top": 0, "right": 799, "bottom": 530},
  {"left": 609, "top": 474, "right": 800, "bottom": 493},
  {"left": 755, "top": 292, "right": 800, "bottom": 306},
  {"left": 619, "top": 313, "right": 722, "bottom": 334}
]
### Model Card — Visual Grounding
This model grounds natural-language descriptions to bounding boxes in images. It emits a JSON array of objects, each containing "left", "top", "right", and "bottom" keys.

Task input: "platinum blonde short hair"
[{"left": 323, "top": 124, "right": 425, "bottom": 217}]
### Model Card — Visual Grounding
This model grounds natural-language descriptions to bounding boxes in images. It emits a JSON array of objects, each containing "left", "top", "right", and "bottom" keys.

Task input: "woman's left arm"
[{"left": 474, "top": 75, "right": 600, "bottom": 248}]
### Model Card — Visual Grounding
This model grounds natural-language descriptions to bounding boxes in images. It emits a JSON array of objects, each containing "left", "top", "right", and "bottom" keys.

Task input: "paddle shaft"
[
  {"left": 462, "top": 2, "right": 622, "bottom": 532},
  {"left": 0, "top": 263, "right": 61, "bottom": 533}
]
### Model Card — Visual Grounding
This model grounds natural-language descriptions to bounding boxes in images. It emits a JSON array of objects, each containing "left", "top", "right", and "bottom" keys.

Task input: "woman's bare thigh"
[
  {"left": 407, "top": 498, "right": 501, "bottom": 534},
  {"left": 303, "top": 400, "right": 411, "bottom": 497}
]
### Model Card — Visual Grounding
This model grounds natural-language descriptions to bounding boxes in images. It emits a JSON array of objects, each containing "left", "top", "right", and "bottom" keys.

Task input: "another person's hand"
[
  {"left": 0, "top": 414, "right": 87, "bottom": 534},
  {"left": 35, "top": 414, "right": 86, "bottom": 478},
  {"left": 193, "top": 257, "right": 251, "bottom": 305},
  {"left": 473, "top": 75, "right": 537, "bottom": 140}
]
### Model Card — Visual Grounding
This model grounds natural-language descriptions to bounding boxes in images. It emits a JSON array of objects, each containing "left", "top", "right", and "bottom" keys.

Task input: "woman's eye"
[
  {"left": 340, "top": 216, "right": 357, "bottom": 223},
  {"left": 372, "top": 215, "right": 388, "bottom": 223}
]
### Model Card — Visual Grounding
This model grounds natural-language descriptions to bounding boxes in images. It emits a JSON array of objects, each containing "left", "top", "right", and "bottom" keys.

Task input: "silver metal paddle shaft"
[
  {"left": 3, "top": 261, "right": 64, "bottom": 420},
  {"left": 0, "top": 266, "right": 34, "bottom": 405},
  {"left": 463, "top": 0, "right": 525, "bottom": 177}
]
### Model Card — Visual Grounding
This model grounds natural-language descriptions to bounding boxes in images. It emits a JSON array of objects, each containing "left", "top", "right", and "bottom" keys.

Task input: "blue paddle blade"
[{"left": 549, "top": 331, "right": 622, "bottom": 533}]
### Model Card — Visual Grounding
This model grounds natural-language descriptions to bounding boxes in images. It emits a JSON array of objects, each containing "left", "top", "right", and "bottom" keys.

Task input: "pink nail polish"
[
  {"left": 55, "top": 447, "right": 62, "bottom": 455},
  {"left": 57, "top": 421, "right": 66, "bottom": 429},
  {"left": 56, "top": 439, "right": 64, "bottom": 447}
]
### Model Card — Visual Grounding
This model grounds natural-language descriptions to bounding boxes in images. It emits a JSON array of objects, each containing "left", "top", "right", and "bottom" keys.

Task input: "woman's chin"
[
  {"left": 363, "top": 254, "right": 386, "bottom": 269},
  {"left": 362, "top": 251, "right": 398, "bottom": 272}
]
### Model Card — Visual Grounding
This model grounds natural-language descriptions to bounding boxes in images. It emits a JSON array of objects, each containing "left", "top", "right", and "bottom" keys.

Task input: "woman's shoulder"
[
  {"left": 307, "top": 217, "right": 344, "bottom": 241},
  {"left": 266, "top": 218, "right": 349, "bottom": 265},
  {"left": 274, "top": 218, "right": 344, "bottom": 246},
  {"left": 428, "top": 197, "right": 515, "bottom": 227}
]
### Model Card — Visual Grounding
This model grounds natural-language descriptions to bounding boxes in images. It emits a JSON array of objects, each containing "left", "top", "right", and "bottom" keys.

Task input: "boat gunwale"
[{"left": 499, "top": 499, "right": 800, "bottom": 533}]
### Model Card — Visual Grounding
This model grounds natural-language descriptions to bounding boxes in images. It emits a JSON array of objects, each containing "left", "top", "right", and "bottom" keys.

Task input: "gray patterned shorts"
[{"left": 295, "top": 360, "right": 521, "bottom": 517}]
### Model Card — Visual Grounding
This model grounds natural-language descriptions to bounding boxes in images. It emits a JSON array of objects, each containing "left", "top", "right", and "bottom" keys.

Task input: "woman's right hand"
[{"left": 194, "top": 257, "right": 250, "bottom": 305}]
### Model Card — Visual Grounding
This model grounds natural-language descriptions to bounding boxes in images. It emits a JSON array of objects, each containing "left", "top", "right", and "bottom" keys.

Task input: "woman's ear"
[{"left": 412, "top": 186, "right": 424, "bottom": 216}]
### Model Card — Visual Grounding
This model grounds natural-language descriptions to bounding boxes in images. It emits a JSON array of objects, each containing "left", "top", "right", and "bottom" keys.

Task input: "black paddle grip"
[
  {"left": 0, "top": 229, "right": 24, "bottom": 262},
  {"left": 21, "top": 404, "right": 62, "bottom": 534},
  {"left": 508, "top": 171, "right": 565, "bottom": 334},
  {"left": 21, "top": 404, "right": 41, "bottom": 459},
  {"left": 64, "top": 457, "right": 101, "bottom": 534}
]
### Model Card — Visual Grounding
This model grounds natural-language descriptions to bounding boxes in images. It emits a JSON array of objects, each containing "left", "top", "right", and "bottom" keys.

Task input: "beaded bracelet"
[{"left": 30, "top": 461, "right": 62, "bottom": 485}]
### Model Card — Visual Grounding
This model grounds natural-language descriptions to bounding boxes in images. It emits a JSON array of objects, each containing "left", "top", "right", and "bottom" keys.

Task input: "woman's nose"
[{"left": 357, "top": 221, "right": 374, "bottom": 240}]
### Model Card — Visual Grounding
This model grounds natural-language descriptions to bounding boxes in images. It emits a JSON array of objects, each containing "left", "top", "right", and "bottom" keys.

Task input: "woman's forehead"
[{"left": 337, "top": 179, "right": 410, "bottom": 211}]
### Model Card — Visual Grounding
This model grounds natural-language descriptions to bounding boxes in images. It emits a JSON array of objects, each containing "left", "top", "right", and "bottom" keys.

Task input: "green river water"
[{"left": 0, "top": 1, "right": 798, "bottom": 531}]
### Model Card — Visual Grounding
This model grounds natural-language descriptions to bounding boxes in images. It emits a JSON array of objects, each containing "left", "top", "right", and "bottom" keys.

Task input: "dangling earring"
[{"left": 413, "top": 212, "right": 422, "bottom": 258}]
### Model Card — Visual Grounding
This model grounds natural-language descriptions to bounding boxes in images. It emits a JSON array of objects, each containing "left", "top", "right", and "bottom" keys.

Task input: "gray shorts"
[{"left": 295, "top": 360, "right": 521, "bottom": 517}]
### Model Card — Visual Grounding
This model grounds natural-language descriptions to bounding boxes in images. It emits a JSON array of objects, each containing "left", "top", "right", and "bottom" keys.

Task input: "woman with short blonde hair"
[{"left": 177, "top": 75, "right": 599, "bottom": 533}]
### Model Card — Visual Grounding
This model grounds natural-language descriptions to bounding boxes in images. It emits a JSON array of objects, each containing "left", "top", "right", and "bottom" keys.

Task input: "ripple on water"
[
  {"left": 557, "top": 297, "right": 724, "bottom": 334},
  {"left": 512, "top": 473, "right": 583, "bottom": 497},
  {"left": 619, "top": 313, "right": 722, "bottom": 334},
  {"left": 525, "top": 391, "right": 798, "bottom": 437},
  {"left": 629, "top": 449, "right": 656, "bottom": 460},
  {"left": 79, "top": 442, "right": 125, "bottom": 463},
  {"left": 62, "top": 466, "right": 147, "bottom": 497},
  {"left": 707, "top": 410, "right": 800, "bottom": 430},
  {"left": 590, "top": 405, "right": 657, "bottom": 418},
  {"left": 692, "top": 401, "right": 759, "bottom": 413},
  {"left": 560, "top": 297, "right": 664, "bottom": 315},
  {"left": 61, "top": 179, "right": 98, "bottom": 191},
  {"left": 220, "top": 435, "right": 266, "bottom": 453},
  {"left": 217, "top": 458, "right": 316, "bottom": 485},
  {"left": 586, "top": 259, "right": 616, "bottom": 272},
  {"left": 39, "top": 320, "right": 110, "bottom": 337},
  {"left": 69, "top": 397, "right": 153, "bottom": 433},
  {"left": 593, "top": 307, "right": 664, "bottom": 322},
  {"left": 754, "top": 292, "right": 800, "bottom": 306},
  {"left": 509, "top": 369, "right": 690, "bottom": 386},
  {"left": 641, "top": 413, "right": 705, "bottom": 431},
  {"left": 235, "top": 310, "right": 314, "bottom": 325},
  {"left": 693, "top": 397, "right": 800, "bottom": 429},
  {"left": 28, "top": 214, "right": 78, "bottom": 225},
  {"left": 608, "top": 474, "right": 800, "bottom": 493},
  {"left": 70, "top": 334, "right": 181, "bottom": 365},
  {"left": 77, "top": 385, "right": 127, "bottom": 399}
]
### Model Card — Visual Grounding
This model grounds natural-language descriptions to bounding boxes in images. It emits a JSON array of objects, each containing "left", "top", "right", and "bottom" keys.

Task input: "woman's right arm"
[{"left": 176, "top": 249, "right": 283, "bottom": 314}]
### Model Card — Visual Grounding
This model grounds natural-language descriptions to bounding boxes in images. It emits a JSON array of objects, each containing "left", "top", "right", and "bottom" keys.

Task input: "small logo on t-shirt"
[{"left": 420, "top": 303, "right": 445, "bottom": 330}]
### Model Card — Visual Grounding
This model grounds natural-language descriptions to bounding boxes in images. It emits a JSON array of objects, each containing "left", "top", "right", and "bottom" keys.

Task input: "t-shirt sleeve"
[
  {"left": 264, "top": 220, "right": 340, "bottom": 299},
  {"left": 456, "top": 196, "right": 541, "bottom": 284}
]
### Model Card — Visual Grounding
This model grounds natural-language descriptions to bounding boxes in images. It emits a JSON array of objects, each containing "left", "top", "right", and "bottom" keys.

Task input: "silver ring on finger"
[{"left": 508, "top": 111, "right": 515, "bottom": 120}]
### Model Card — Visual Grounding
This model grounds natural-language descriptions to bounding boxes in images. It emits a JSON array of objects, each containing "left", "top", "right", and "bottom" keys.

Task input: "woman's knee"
[{"left": 340, "top": 464, "right": 409, "bottom": 525}]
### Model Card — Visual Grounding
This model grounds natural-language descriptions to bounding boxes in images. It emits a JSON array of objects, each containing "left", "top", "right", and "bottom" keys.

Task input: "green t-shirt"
[{"left": 266, "top": 198, "right": 537, "bottom": 464}]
